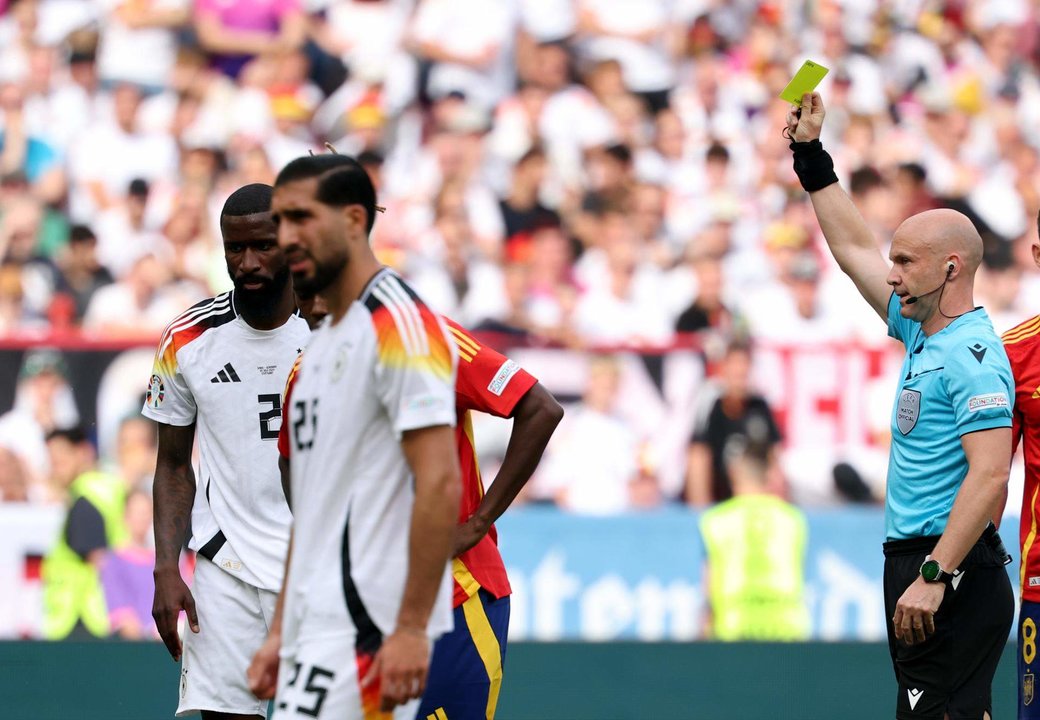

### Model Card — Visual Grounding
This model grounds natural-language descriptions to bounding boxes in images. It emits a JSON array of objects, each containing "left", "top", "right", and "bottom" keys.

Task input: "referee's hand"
[{"left": 893, "top": 576, "right": 944, "bottom": 646}]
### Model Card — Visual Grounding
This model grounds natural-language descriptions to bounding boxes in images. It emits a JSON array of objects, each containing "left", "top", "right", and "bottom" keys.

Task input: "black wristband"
[{"left": 790, "top": 139, "right": 838, "bottom": 192}]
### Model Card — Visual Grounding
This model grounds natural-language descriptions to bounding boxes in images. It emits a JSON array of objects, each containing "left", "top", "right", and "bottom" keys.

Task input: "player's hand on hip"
[
  {"left": 152, "top": 566, "right": 199, "bottom": 662},
  {"left": 453, "top": 516, "right": 488, "bottom": 557},
  {"left": 362, "top": 627, "right": 430, "bottom": 711},
  {"left": 247, "top": 630, "right": 281, "bottom": 699},
  {"left": 892, "top": 576, "right": 944, "bottom": 646},
  {"left": 786, "top": 92, "right": 826, "bottom": 143}
]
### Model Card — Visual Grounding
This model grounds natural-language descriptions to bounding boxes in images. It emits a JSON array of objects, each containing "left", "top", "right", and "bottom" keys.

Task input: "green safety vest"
[
  {"left": 699, "top": 494, "right": 810, "bottom": 641},
  {"left": 41, "top": 471, "right": 128, "bottom": 639}
]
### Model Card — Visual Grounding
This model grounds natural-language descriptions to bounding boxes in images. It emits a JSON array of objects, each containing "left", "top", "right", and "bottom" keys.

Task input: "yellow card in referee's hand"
[{"left": 779, "top": 60, "right": 829, "bottom": 105}]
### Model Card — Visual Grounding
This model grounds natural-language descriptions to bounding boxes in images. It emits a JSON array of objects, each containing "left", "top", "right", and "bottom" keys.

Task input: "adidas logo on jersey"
[{"left": 210, "top": 363, "right": 242, "bottom": 383}]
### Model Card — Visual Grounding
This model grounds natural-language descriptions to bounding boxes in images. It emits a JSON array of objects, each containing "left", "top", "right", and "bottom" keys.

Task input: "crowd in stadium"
[{"left": 2, "top": 0, "right": 1040, "bottom": 517}]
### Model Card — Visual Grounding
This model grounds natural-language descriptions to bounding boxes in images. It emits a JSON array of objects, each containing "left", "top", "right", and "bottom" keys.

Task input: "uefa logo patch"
[{"left": 147, "top": 374, "right": 165, "bottom": 409}]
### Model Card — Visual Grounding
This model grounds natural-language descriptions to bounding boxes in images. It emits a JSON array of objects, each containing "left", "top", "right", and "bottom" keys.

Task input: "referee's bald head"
[{"left": 896, "top": 209, "right": 983, "bottom": 276}]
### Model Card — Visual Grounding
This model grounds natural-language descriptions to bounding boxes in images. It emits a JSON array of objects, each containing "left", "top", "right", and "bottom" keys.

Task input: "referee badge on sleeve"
[{"left": 896, "top": 389, "right": 920, "bottom": 435}]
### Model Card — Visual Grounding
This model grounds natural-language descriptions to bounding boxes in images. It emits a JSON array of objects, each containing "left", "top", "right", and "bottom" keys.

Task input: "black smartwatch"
[{"left": 919, "top": 556, "right": 952, "bottom": 584}]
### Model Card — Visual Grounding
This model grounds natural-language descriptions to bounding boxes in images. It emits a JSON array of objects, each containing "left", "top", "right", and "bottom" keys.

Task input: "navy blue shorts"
[
  {"left": 417, "top": 589, "right": 510, "bottom": 720},
  {"left": 1021, "top": 600, "right": 1040, "bottom": 719}
]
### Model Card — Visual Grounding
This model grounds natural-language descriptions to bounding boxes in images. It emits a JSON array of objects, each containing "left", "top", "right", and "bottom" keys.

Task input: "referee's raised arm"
[{"left": 786, "top": 92, "right": 891, "bottom": 321}]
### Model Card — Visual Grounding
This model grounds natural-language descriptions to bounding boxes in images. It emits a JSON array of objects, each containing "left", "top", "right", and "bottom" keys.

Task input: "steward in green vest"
[
  {"left": 700, "top": 437, "right": 809, "bottom": 641},
  {"left": 41, "top": 428, "right": 128, "bottom": 639}
]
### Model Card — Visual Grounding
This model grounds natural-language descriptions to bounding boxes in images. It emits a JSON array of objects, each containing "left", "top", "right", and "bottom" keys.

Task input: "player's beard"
[
  {"left": 293, "top": 247, "right": 347, "bottom": 297},
  {"left": 234, "top": 264, "right": 291, "bottom": 318}
]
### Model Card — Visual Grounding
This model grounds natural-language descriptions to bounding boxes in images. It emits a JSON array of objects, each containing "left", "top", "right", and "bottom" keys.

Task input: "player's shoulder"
[
  {"left": 360, "top": 269, "right": 445, "bottom": 342},
  {"left": 157, "top": 291, "right": 237, "bottom": 356},
  {"left": 439, "top": 316, "right": 483, "bottom": 362},
  {"left": 1002, "top": 315, "right": 1040, "bottom": 351}
]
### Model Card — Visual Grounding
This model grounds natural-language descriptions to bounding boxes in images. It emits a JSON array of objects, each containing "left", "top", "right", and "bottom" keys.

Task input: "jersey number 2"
[
  {"left": 293, "top": 398, "right": 318, "bottom": 451},
  {"left": 258, "top": 394, "right": 282, "bottom": 440}
]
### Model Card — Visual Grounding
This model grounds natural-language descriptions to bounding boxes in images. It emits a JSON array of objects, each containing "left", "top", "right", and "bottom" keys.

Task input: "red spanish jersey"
[
  {"left": 277, "top": 353, "right": 303, "bottom": 460},
  {"left": 443, "top": 318, "right": 536, "bottom": 607},
  {"left": 1004, "top": 316, "right": 1040, "bottom": 601}
]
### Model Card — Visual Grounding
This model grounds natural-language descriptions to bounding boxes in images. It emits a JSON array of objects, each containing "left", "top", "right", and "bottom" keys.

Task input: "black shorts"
[{"left": 883, "top": 529, "right": 1013, "bottom": 720}]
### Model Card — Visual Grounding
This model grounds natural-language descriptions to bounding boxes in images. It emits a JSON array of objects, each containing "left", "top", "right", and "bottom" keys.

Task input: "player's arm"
[
  {"left": 368, "top": 424, "right": 460, "bottom": 710},
  {"left": 893, "top": 427, "right": 1011, "bottom": 645},
  {"left": 152, "top": 422, "right": 200, "bottom": 661},
  {"left": 455, "top": 382, "right": 563, "bottom": 556},
  {"left": 787, "top": 92, "right": 891, "bottom": 320},
  {"left": 248, "top": 527, "right": 293, "bottom": 699}
]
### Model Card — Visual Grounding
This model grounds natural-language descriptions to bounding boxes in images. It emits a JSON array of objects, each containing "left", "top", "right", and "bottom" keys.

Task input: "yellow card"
[{"left": 779, "top": 60, "right": 829, "bottom": 105}]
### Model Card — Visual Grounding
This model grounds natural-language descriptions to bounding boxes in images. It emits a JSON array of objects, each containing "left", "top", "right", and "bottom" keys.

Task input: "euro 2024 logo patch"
[{"left": 147, "top": 374, "right": 165, "bottom": 409}]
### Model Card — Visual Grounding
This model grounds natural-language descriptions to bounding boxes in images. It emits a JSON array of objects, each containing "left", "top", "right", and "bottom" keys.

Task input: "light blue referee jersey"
[{"left": 885, "top": 293, "right": 1013, "bottom": 540}]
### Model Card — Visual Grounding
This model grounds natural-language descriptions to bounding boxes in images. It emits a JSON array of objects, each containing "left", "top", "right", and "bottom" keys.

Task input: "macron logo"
[{"left": 908, "top": 688, "right": 923, "bottom": 710}]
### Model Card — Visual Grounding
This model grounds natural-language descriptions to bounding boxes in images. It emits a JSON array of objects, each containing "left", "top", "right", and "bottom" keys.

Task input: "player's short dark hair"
[
  {"left": 221, "top": 183, "right": 273, "bottom": 220},
  {"left": 275, "top": 155, "right": 377, "bottom": 233}
]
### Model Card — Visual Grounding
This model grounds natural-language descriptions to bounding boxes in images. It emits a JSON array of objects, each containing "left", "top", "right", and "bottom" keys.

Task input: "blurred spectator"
[
  {"left": 53, "top": 224, "right": 114, "bottom": 322},
  {"left": 0, "top": 445, "right": 31, "bottom": 502},
  {"left": 193, "top": 0, "right": 305, "bottom": 80},
  {"left": 699, "top": 437, "right": 809, "bottom": 641},
  {"left": 105, "top": 415, "right": 157, "bottom": 490},
  {"left": 537, "top": 354, "right": 644, "bottom": 513},
  {"left": 686, "top": 340, "right": 783, "bottom": 506},
  {"left": 0, "top": 71, "right": 65, "bottom": 205},
  {"left": 573, "top": 209, "right": 672, "bottom": 346},
  {"left": 40, "top": 427, "right": 127, "bottom": 639},
  {"left": 498, "top": 145, "right": 559, "bottom": 241},
  {"left": 94, "top": 178, "right": 165, "bottom": 278},
  {"left": 100, "top": 488, "right": 158, "bottom": 640},
  {"left": 0, "top": 195, "right": 59, "bottom": 321},
  {"left": 96, "top": 0, "right": 190, "bottom": 91},
  {"left": 409, "top": 180, "right": 508, "bottom": 326},
  {"left": 68, "top": 83, "right": 177, "bottom": 220},
  {"left": 82, "top": 252, "right": 200, "bottom": 335},
  {"left": 0, "top": 348, "right": 79, "bottom": 487},
  {"left": 673, "top": 248, "right": 737, "bottom": 338},
  {"left": 408, "top": 0, "right": 514, "bottom": 111}
]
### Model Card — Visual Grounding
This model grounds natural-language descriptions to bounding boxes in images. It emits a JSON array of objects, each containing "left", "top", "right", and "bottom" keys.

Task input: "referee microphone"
[{"left": 905, "top": 262, "right": 954, "bottom": 305}]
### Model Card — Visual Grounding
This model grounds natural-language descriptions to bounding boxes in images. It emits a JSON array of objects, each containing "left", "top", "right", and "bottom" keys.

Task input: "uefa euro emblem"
[{"left": 1025, "top": 671, "right": 1035, "bottom": 706}]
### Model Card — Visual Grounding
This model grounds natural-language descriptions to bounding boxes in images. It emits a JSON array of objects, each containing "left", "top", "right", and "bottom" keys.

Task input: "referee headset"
[{"left": 905, "top": 261, "right": 955, "bottom": 308}]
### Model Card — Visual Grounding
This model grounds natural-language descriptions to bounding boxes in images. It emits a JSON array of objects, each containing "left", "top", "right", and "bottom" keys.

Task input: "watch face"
[{"left": 921, "top": 560, "right": 941, "bottom": 582}]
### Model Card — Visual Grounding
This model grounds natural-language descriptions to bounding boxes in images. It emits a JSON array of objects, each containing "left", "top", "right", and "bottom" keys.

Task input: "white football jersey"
[
  {"left": 142, "top": 291, "right": 311, "bottom": 591},
  {"left": 284, "top": 269, "right": 457, "bottom": 649}
]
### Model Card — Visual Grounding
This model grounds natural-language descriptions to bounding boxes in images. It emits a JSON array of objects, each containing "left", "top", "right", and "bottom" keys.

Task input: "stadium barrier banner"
[
  {"left": 498, "top": 506, "right": 1021, "bottom": 642},
  {"left": 3, "top": 503, "right": 1020, "bottom": 640}
]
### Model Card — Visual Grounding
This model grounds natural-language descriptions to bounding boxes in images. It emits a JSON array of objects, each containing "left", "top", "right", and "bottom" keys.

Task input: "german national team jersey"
[
  {"left": 141, "top": 292, "right": 310, "bottom": 591},
  {"left": 442, "top": 318, "right": 536, "bottom": 607},
  {"left": 1004, "top": 315, "right": 1040, "bottom": 601},
  {"left": 885, "top": 293, "right": 1014, "bottom": 540},
  {"left": 282, "top": 268, "right": 457, "bottom": 651}
]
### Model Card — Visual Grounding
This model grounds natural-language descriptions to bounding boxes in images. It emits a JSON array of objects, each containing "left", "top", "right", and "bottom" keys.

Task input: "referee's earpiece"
[{"left": 946, "top": 262, "right": 955, "bottom": 276}]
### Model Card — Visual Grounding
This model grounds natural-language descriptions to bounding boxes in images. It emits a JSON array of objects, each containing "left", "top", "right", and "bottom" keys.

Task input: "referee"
[{"left": 787, "top": 93, "right": 1014, "bottom": 720}]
